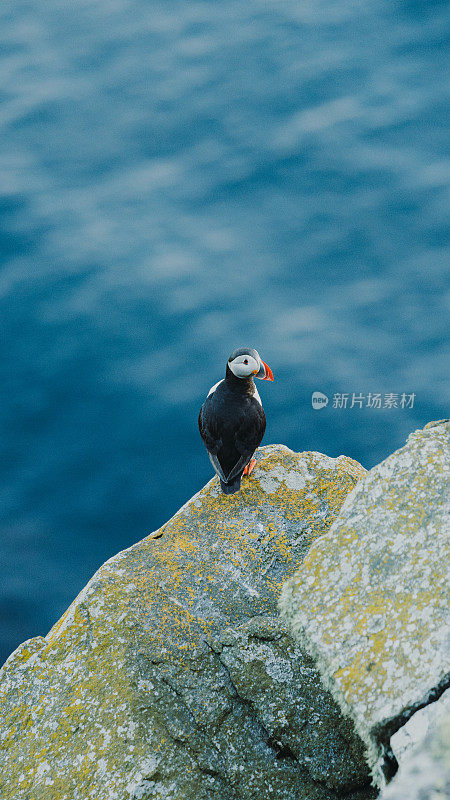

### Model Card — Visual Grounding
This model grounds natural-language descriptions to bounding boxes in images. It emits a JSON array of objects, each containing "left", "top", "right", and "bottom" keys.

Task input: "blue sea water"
[{"left": 0, "top": 0, "right": 449, "bottom": 664}]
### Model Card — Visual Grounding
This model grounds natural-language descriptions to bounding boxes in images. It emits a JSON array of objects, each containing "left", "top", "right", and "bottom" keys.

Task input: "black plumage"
[{"left": 198, "top": 360, "right": 267, "bottom": 494}]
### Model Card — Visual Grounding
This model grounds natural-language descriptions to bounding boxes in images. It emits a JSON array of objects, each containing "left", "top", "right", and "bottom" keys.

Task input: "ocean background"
[{"left": 0, "top": 0, "right": 449, "bottom": 664}]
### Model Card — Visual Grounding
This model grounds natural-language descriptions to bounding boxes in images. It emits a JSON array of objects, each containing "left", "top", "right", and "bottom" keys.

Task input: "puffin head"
[{"left": 227, "top": 347, "right": 274, "bottom": 381}]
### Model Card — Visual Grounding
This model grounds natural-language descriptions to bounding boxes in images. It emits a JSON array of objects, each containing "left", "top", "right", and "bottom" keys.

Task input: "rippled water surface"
[{"left": 0, "top": 0, "right": 449, "bottom": 662}]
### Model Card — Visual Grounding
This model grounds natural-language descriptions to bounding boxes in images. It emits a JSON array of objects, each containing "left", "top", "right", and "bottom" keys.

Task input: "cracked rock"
[
  {"left": 215, "top": 614, "right": 371, "bottom": 792},
  {"left": 280, "top": 420, "right": 450, "bottom": 790},
  {"left": 0, "top": 445, "right": 372, "bottom": 800},
  {"left": 380, "top": 689, "right": 450, "bottom": 799}
]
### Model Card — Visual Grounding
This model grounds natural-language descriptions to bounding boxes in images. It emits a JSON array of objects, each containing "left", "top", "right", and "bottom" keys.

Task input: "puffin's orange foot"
[{"left": 243, "top": 458, "right": 256, "bottom": 477}]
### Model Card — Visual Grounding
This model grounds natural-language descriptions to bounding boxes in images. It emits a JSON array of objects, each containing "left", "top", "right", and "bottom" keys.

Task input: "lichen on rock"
[
  {"left": 0, "top": 444, "right": 372, "bottom": 800},
  {"left": 212, "top": 614, "right": 371, "bottom": 792},
  {"left": 280, "top": 420, "right": 450, "bottom": 789}
]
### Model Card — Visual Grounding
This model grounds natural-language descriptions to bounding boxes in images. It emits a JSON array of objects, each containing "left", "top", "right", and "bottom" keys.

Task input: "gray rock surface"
[
  {"left": 0, "top": 445, "right": 373, "bottom": 800},
  {"left": 280, "top": 420, "right": 450, "bottom": 788},
  {"left": 213, "top": 614, "right": 371, "bottom": 792},
  {"left": 381, "top": 691, "right": 450, "bottom": 799}
]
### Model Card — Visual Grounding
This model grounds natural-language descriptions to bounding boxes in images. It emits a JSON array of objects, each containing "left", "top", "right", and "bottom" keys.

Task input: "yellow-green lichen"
[
  {"left": 0, "top": 443, "right": 367, "bottom": 800},
  {"left": 280, "top": 421, "right": 450, "bottom": 789}
]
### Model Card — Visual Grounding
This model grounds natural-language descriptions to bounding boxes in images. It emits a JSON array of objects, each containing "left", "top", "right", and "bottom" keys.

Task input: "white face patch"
[{"left": 229, "top": 353, "right": 260, "bottom": 378}]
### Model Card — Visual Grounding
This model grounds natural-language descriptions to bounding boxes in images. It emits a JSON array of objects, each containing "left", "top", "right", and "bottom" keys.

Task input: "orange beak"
[{"left": 261, "top": 361, "right": 274, "bottom": 381}]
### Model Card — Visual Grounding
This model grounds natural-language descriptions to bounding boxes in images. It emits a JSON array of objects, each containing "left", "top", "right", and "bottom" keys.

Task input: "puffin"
[{"left": 198, "top": 347, "right": 274, "bottom": 494}]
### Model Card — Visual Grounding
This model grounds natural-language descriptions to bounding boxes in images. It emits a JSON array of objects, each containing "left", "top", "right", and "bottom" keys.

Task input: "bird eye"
[{"left": 244, "top": 359, "right": 248, "bottom": 364}]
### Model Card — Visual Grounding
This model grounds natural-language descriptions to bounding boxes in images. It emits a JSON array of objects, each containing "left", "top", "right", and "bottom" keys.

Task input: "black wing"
[
  {"left": 198, "top": 403, "right": 222, "bottom": 455},
  {"left": 234, "top": 400, "right": 266, "bottom": 457},
  {"left": 199, "top": 402, "right": 228, "bottom": 482},
  {"left": 199, "top": 395, "right": 266, "bottom": 483},
  {"left": 225, "top": 400, "right": 266, "bottom": 483}
]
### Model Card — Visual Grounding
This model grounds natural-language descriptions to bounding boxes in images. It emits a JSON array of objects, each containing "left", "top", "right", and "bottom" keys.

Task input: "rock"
[
  {"left": 214, "top": 615, "right": 371, "bottom": 792},
  {"left": 389, "top": 687, "right": 450, "bottom": 770},
  {"left": 380, "top": 691, "right": 450, "bottom": 799},
  {"left": 0, "top": 445, "right": 373, "bottom": 800},
  {"left": 280, "top": 420, "right": 450, "bottom": 789}
]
